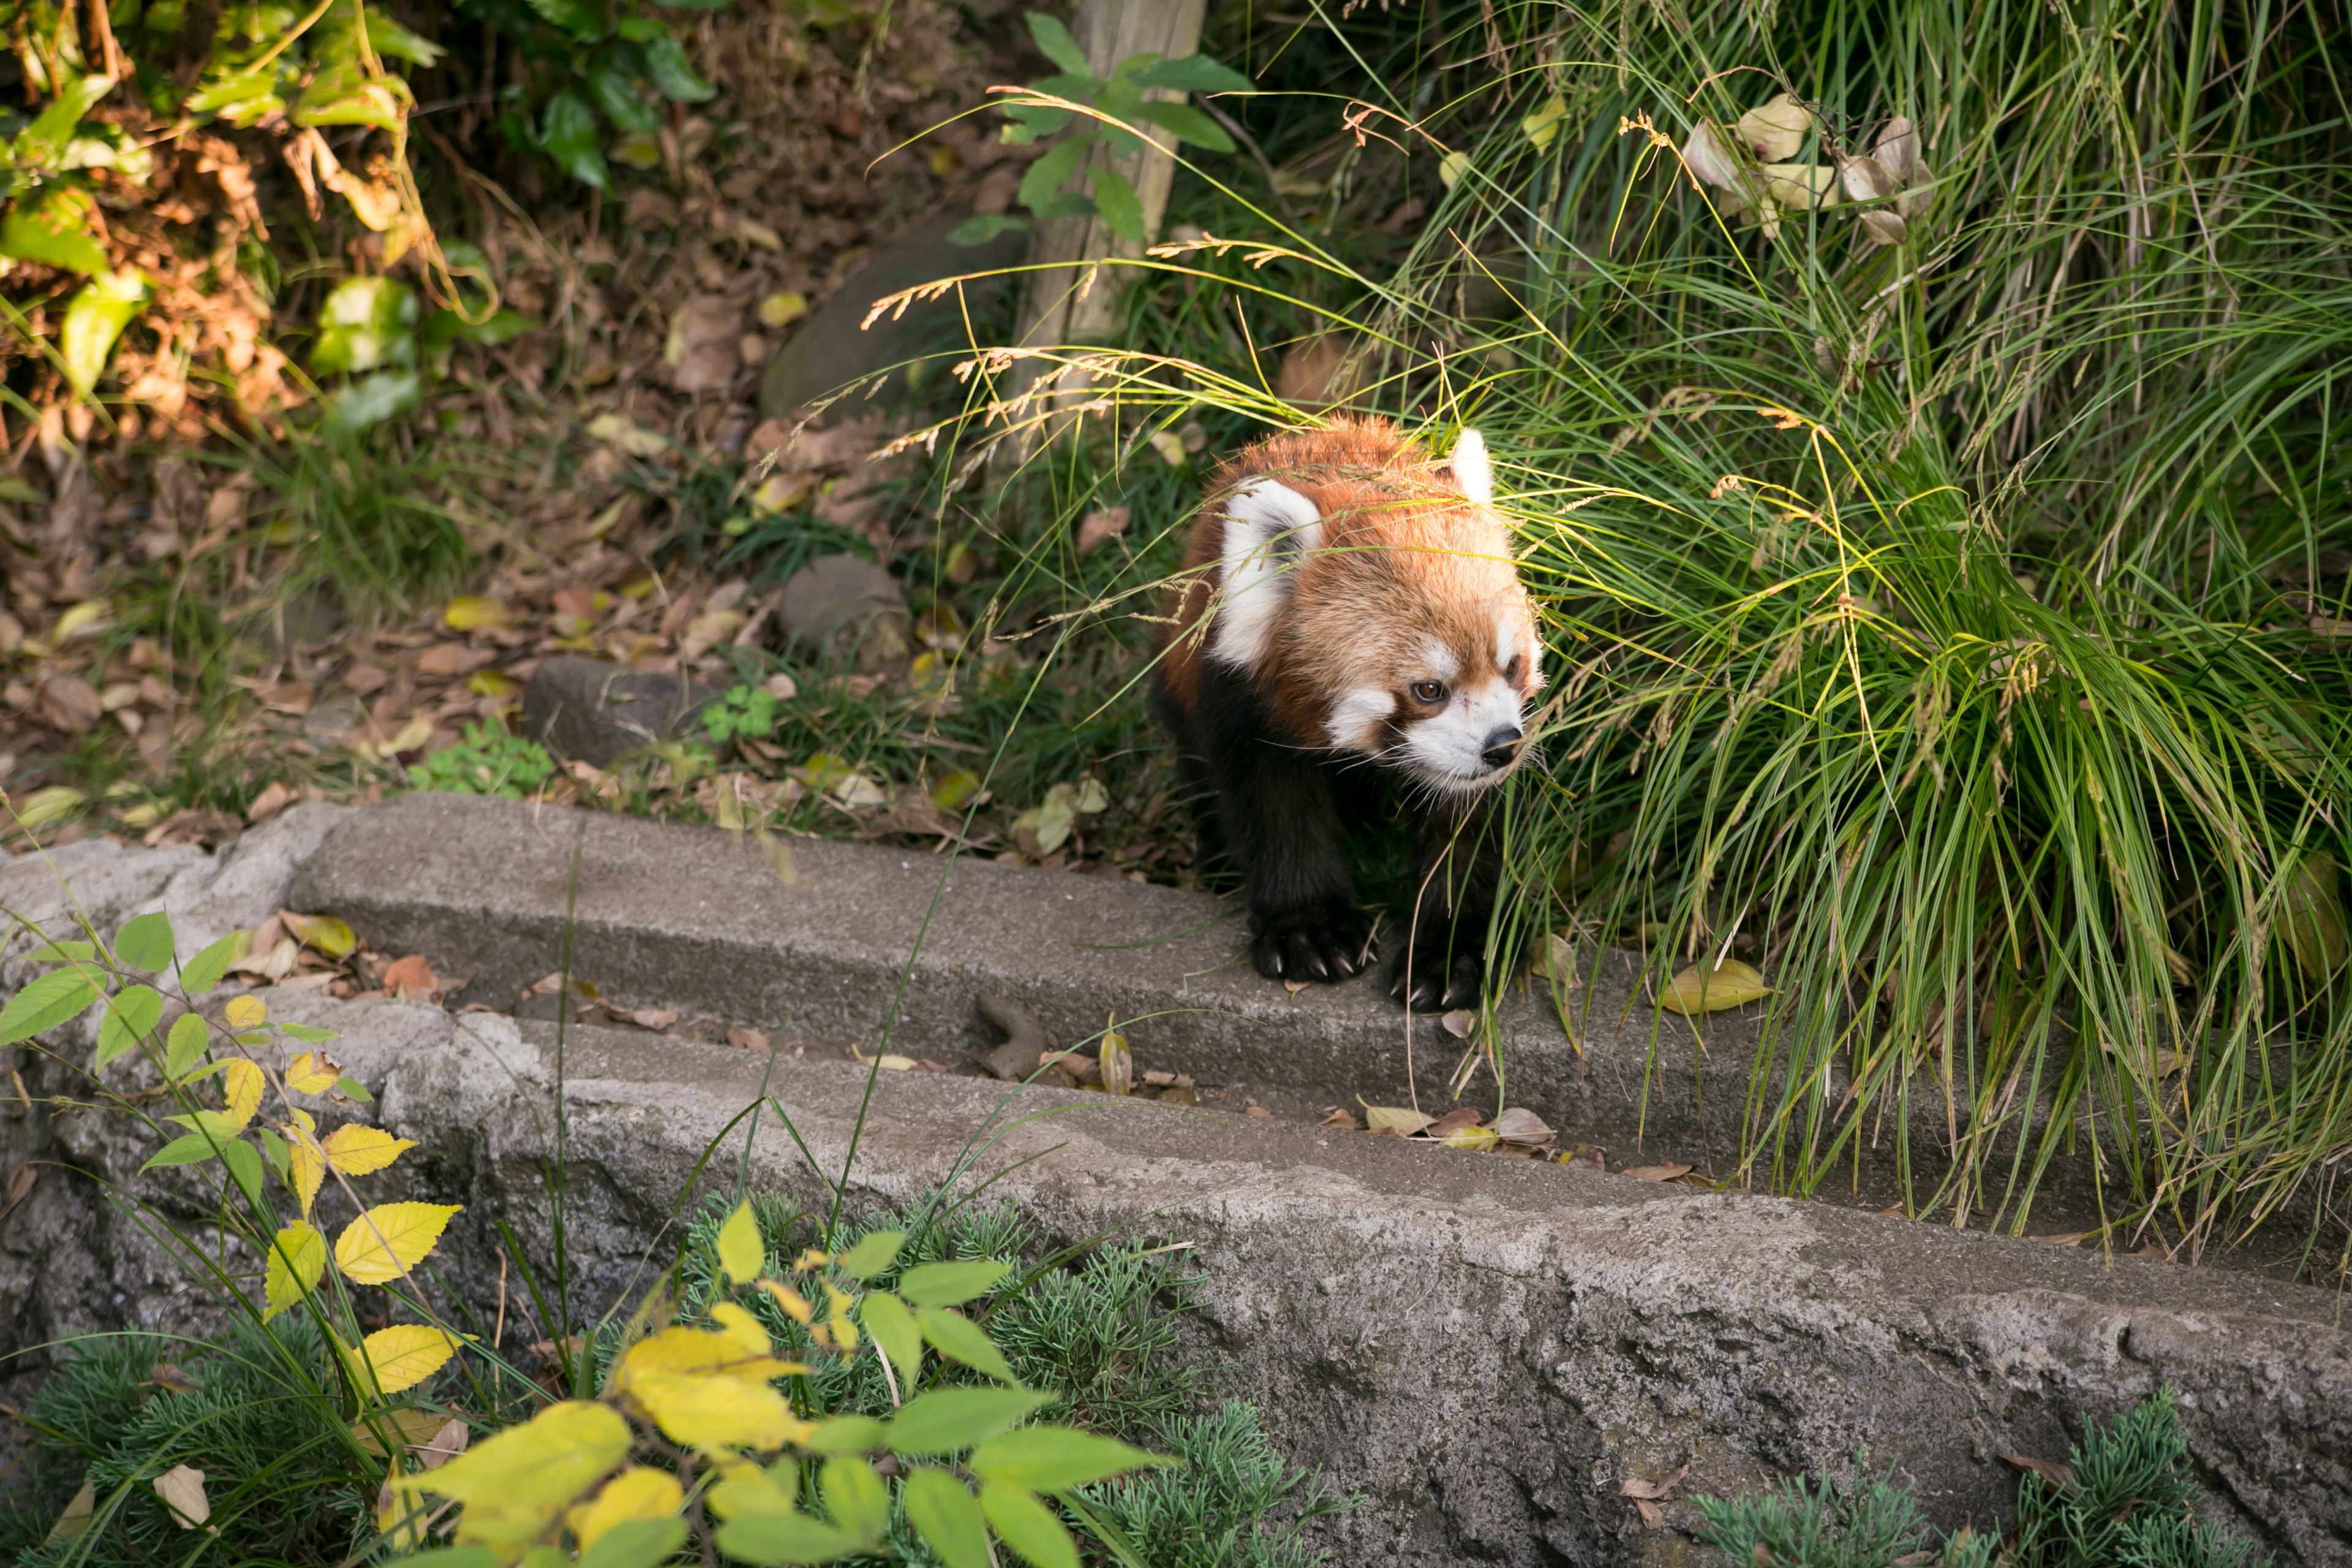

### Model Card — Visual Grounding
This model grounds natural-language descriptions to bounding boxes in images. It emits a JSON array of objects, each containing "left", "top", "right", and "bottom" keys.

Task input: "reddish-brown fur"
[{"left": 1158, "top": 417, "right": 1538, "bottom": 749}]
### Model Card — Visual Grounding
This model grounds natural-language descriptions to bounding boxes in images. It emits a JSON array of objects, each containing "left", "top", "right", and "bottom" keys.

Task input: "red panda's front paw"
[
  {"left": 1389, "top": 943, "right": 1485, "bottom": 1013},
  {"left": 1248, "top": 904, "right": 1376, "bottom": 985}
]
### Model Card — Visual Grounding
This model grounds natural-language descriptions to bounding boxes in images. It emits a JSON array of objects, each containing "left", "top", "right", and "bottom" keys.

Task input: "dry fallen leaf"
[
  {"left": 1658, "top": 959, "right": 1771, "bottom": 1015},
  {"left": 1558, "top": 1144, "right": 1607, "bottom": 1171},
  {"left": 441, "top": 595, "right": 508, "bottom": 633},
  {"left": 1619, "top": 1464, "right": 1690, "bottom": 1501},
  {"left": 2030, "top": 1231, "right": 2090, "bottom": 1246},
  {"left": 1623, "top": 1162, "right": 1693, "bottom": 1182},
  {"left": 1317, "top": 1107, "right": 1360, "bottom": 1130},
  {"left": 1439, "top": 1009, "right": 1477, "bottom": 1038},
  {"left": 2000, "top": 1453, "right": 2076, "bottom": 1489},
  {"left": 1734, "top": 92, "right": 1812, "bottom": 160},
  {"left": 382, "top": 955, "right": 439, "bottom": 1001},
  {"left": 1423, "top": 1106, "right": 1485, "bottom": 1139},
  {"left": 1358, "top": 1099, "right": 1434, "bottom": 1137},
  {"left": 419, "top": 1417, "right": 470, "bottom": 1470},
  {"left": 1491, "top": 1107, "right": 1553, "bottom": 1145},
  {"left": 727, "top": 1027, "right": 770, "bottom": 1051},
  {"left": 246, "top": 779, "right": 296, "bottom": 823},
  {"left": 1075, "top": 506, "right": 1130, "bottom": 559},
  {"left": 153, "top": 1464, "right": 209, "bottom": 1529},
  {"left": 1439, "top": 1123, "right": 1498, "bottom": 1151},
  {"left": 1283, "top": 979, "right": 1309, "bottom": 998},
  {"left": 1099, "top": 1021, "right": 1133, "bottom": 1096},
  {"left": 625, "top": 1008, "right": 680, "bottom": 1031}
]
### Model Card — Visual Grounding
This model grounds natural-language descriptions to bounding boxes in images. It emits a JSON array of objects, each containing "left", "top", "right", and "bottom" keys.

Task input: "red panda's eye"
[
  {"left": 1505, "top": 655, "right": 1525, "bottom": 684},
  {"left": 1410, "top": 680, "right": 1447, "bottom": 705}
]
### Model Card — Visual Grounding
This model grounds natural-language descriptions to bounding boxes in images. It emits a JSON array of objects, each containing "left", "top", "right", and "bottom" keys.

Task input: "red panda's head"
[{"left": 1180, "top": 420, "right": 1542, "bottom": 796}]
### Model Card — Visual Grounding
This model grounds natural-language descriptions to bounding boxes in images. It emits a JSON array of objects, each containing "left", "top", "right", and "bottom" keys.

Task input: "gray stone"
[
  {"left": 757, "top": 212, "right": 1029, "bottom": 418},
  {"left": 521, "top": 655, "right": 727, "bottom": 767},
  {"left": 0, "top": 949, "right": 2340, "bottom": 1564},
  {"left": 777, "top": 554, "right": 909, "bottom": 670}
]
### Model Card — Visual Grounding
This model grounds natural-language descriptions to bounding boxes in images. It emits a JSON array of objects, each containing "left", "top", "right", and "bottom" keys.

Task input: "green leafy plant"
[
  {"left": 953, "top": 12, "right": 1250, "bottom": 246},
  {"left": 459, "top": 0, "right": 723, "bottom": 189},
  {"left": 703, "top": 684, "right": 782, "bottom": 746},
  {"left": 307, "top": 262, "right": 535, "bottom": 431},
  {"left": 405, "top": 723, "right": 559, "bottom": 799}
]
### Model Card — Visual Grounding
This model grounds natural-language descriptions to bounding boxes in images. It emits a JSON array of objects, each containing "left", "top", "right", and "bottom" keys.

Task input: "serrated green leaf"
[
  {"left": 0, "top": 966, "right": 102, "bottom": 1045},
  {"left": 978, "top": 1482, "right": 1078, "bottom": 1568},
  {"left": 588, "top": 56, "right": 662, "bottom": 134},
  {"left": 1017, "top": 133, "right": 1090, "bottom": 216},
  {"left": 538, "top": 88, "right": 607, "bottom": 188},
  {"left": 969, "top": 1427, "right": 1175, "bottom": 1492},
  {"left": 916, "top": 1306, "right": 1021, "bottom": 1384},
  {"left": 281, "top": 1023, "right": 337, "bottom": 1042},
  {"left": 902, "top": 1469, "right": 990, "bottom": 1568},
  {"left": 858, "top": 1290, "right": 922, "bottom": 1390},
  {"left": 1091, "top": 165, "right": 1144, "bottom": 244},
  {"left": 579, "top": 1517, "right": 688, "bottom": 1568},
  {"left": 95, "top": 984, "right": 163, "bottom": 1065},
  {"left": 715, "top": 1199, "right": 764, "bottom": 1285},
  {"left": 1024, "top": 12, "right": 1093, "bottom": 78},
  {"left": 263, "top": 1220, "right": 326, "bottom": 1321},
  {"left": 1134, "top": 99, "right": 1234, "bottom": 152},
  {"left": 820, "top": 1457, "right": 887, "bottom": 1544},
  {"left": 333, "top": 1077, "right": 374, "bottom": 1102},
  {"left": 222, "top": 1138, "right": 264, "bottom": 1206},
  {"left": 643, "top": 32, "right": 715, "bottom": 102},
  {"left": 897, "top": 1259, "right": 1011, "bottom": 1307},
  {"left": 258, "top": 1125, "right": 291, "bottom": 1182},
  {"left": 179, "top": 931, "right": 243, "bottom": 994},
  {"left": 113, "top": 911, "right": 175, "bottom": 972},
  {"left": 837, "top": 1229, "right": 903, "bottom": 1280},
  {"left": 888, "top": 1388, "right": 1050, "bottom": 1457},
  {"left": 1134, "top": 54, "right": 1254, "bottom": 94},
  {"left": 948, "top": 214, "right": 1027, "bottom": 246},
  {"left": 805, "top": 1415, "right": 887, "bottom": 1454},
  {"left": 293, "top": 62, "right": 413, "bottom": 129},
  {"left": 712, "top": 1509, "right": 861, "bottom": 1564},
  {"left": 164, "top": 1012, "right": 211, "bottom": 1079},
  {"left": 21, "top": 940, "right": 96, "bottom": 963}
]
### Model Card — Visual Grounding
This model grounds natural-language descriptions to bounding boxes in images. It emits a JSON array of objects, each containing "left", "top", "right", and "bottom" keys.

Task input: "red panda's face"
[{"left": 1200, "top": 428, "right": 1542, "bottom": 796}]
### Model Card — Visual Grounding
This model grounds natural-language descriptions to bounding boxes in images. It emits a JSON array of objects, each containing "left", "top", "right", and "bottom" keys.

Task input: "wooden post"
[{"left": 1006, "top": 0, "right": 1207, "bottom": 425}]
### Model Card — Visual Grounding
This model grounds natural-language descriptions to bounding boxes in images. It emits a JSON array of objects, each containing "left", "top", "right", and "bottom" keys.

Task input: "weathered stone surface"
[
  {"left": 521, "top": 655, "right": 726, "bottom": 766},
  {"left": 0, "top": 961, "right": 2339, "bottom": 1565},
  {"left": 777, "top": 553, "right": 909, "bottom": 669},
  {"left": 757, "top": 212, "right": 1028, "bottom": 418}
]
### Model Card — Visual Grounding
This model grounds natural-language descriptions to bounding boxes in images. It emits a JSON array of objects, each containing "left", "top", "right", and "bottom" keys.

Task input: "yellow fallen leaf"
[
  {"left": 757, "top": 291, "right": 808, "bottom": 329},
  {"left": 334, "top": 1202, "right": 462, "bottom": 1284},
  {"left": 285, "top": 1050, "right": 342, "bottom": 1095},
  {"left": 1357, "top": 1099, "right": 1434, "bottom": 1136},
  {"left": 52, "top": 600, "right": 110, "bottom": 643},
  {"left": 224, "top": 995, "right": 268, "bottom": 1030},
  {"left": 42, "top": 1480, "right": 94, "bottom": 1545},
  {"left": 1658, "top": 959, "right": 1771, "bottom": 1015},
  {"left": 350, "top": 1408, "right": 448, "bottom": 1458},
  {"left": 350, "top": 1323, "right": 464, "bottom": 1395},
  {"left": 441, "top": 596, "right": 508, "bottom": 632},
  {"left": 568, "top": 1467, "right": 685, "bottom": 1550},
  {"left": 323, "top": 1123, "right": 416, "bottom": 1176},
  {"left": 1623, "top": 1162, "right": 1693, "bottom": 1182},
  {"left": 221, "top": 1058, "right": 264, "bottom": 1132},
  {"left": 1440, "top": 1009, "right": 1477, "bottom": 1038},
  {"left": 467, "top": 669, "right": 522, "bottom": 698},
  {"left": 282, "top": 913, "right": 356, "bottom": 959},
  {"left": 1439, "top": 1123, "right": 1498, "bottom": 1151},
  {"left": 264, "top": 1221, "right": 326, "bottom": 1321}
]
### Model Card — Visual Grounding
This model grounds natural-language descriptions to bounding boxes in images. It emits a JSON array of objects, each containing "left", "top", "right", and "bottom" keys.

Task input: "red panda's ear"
[
  {"left": 1208, "top": 478, "right": 1323, "bottom": 671},
  {"left": 1448, "top": 428, "right": 1492, "bottom": 503}
]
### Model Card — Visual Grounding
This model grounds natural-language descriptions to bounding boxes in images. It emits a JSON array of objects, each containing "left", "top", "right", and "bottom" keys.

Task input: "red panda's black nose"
[{"left": 1480, "top": 726, "right": 1523, "bottom": 768}]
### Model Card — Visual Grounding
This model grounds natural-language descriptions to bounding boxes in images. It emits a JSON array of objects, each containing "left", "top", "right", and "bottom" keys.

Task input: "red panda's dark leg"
[
  {"left": 1185, "top": 662, "right": 1373, "bottom": 984},
  {"left": 1389, "top": 797, "right": 1502, "bottom": 1011}
]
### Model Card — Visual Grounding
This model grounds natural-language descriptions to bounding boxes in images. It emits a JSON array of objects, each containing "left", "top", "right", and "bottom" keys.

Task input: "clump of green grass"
[{"left": 914, "top": 0, "right": 2352, "bottom": 1256}]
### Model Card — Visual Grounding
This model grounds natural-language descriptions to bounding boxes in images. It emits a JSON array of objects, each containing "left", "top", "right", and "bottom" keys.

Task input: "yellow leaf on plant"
[
  {"left": 285, "top": 1051, "right": 341, "bottom": 1095},
  {"left": 1657, "top": 959, "right": 1771, "bottom": 1015},
  {"left": 710, "top": 1301, "right": 774, "bottom": 1359},
  {"left": 715, "top": 1199, "right": 764, "bottom": 1286},
  {"left": 760, "top": 1279, "right": 815, "bottom": 1324},
  {"left": 334, "top": 1201, "right": 462, "bottom": 1284},
  {"left": 631, "top": 1371, "right": 809, "bottom": 1452},
  {"left": 825, "top": 1284, "right": 859, "bottom": 1351},
  {"left": 220, "top": 1058, "right": 264, "bottom": 1131},
  {"left": 612, "top": 1326, "right": 805, "bottom": 1395},
  {"left": 568, "top": 1467, "right": 685, "bottom": 1550},
  {"left": 322, "top": 1123, "right": 416, "bottom": 1176},
  {"left": 282, "top": 913, "right": 356, "bottom": 959},
  {"left": 263, "top": 1220, "right": 326, "bottom": 1321},
  {"left": 350, "top": 1324, "right": 463, "bottom": 1395},
  {"left": 224, "top": 995, "right": 268, "bottom": 1030},
  {"left": 401, "top": 1400, "right": 629, "bottom": 1510},
  {"left": 442, "top": 595, "right": 509, "bottom": 632}
]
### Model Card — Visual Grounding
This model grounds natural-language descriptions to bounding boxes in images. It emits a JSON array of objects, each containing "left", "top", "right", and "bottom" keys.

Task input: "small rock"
[
  {"left": 303, "top": 696, "right": 362, "bottom": 745},
  {"left": 777, "top": 556, "right": 910, "bottom": 671},
  {"left": 521, "top": 656, "right": 726, "bottom": 767},
  {"left": 757, "top": 212, "right": 1028, "bottom": 418}
]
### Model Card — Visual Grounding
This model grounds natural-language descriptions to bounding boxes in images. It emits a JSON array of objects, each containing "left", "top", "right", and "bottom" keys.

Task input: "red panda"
[{"left": 1151, "top": 417, "right": 1541, "bottom": 1010}]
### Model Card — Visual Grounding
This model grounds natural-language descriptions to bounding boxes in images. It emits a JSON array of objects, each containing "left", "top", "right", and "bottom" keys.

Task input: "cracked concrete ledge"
[
  {"left": 284, "top": 792, "right": 1907, "bottom": 1182},
  {"left": 1, "top": 802, "right": 2348, "bottom": 1564}
]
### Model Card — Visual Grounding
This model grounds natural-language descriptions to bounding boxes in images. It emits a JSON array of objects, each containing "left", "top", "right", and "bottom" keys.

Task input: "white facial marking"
[
  {"left": 1418, "top": 638, "right": 1461, "bottom": 683},
  {"left": 1493, "top": 611, "right": 1520, "bottom": 675},
  {"left": 1325, "top": 687, "right": 1396, "bottom": 750},
  {"left": 1208, "top": 478, "right": 1324, "bottom": 671},
  {"left": 1401, "top": 674, "right": 1525, "bottom": 790},
  {"left": 1450, "top": 427, "right": 1492, "bottom": 504}
]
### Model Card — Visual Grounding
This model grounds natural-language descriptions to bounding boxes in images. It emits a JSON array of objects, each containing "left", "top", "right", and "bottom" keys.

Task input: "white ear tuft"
[
  {"left": 1209, "top": 478, "right": 1323, "bottom": 671},
  {"left": 1449, "top": 427, "right": 1492, "bottom": 504}
]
